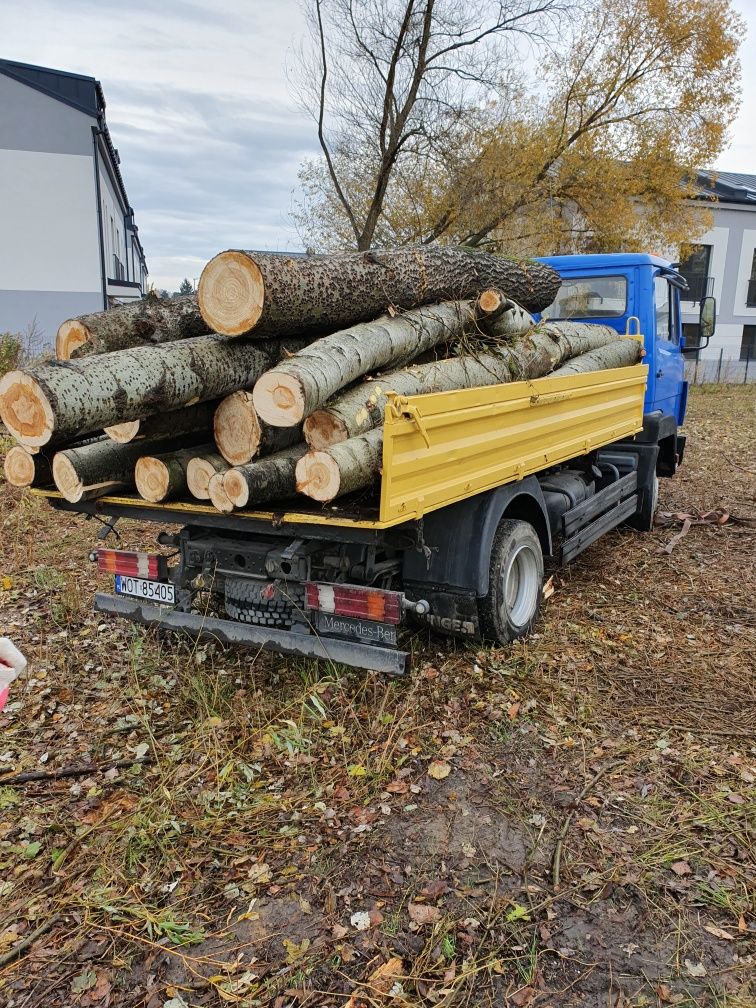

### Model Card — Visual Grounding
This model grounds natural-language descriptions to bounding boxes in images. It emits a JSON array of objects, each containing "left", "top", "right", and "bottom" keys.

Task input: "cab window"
[
  {"left": 654, "top": 276, "right": 678, "bottom": 344},
  {"left": 541, "top": 276, "right": 627, "bottom": 320}
]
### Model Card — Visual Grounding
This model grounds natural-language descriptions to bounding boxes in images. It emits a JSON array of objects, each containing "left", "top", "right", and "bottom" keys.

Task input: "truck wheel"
[
  {"left": 225, "top": 578, "right": 305, "bottom": 629},
  {"left": 628, "top": 473, "right": 659, "bottom": 532},
  {"left": 478, "top": 519, "right": 544, "bottom": 645}
]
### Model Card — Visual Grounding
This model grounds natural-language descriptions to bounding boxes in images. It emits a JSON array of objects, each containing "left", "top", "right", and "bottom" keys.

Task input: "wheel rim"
[{"left": 500, "top": 544, "right": 540, "bottom": 628}]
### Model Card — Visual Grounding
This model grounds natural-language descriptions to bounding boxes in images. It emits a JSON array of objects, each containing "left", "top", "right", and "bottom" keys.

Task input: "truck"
[{"left": 34, "top": 253, "right": 716, "bottom": 675}]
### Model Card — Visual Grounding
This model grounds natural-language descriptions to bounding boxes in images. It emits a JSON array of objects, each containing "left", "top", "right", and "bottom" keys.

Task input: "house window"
[
  {"left": 741, "top": 325, "right": 756, "bottom": 361},
  {"left": 747, "top": 251, "right": 756, "bottom": 307},
  {"left": 678, "top": 244, "right": 711, "bottom": 303},
  {"left": 682, "top": 323, "right": 701, "bottom": 360}
]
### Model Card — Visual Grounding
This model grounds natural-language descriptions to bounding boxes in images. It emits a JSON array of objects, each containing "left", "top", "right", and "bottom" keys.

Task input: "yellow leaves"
[
  {"left": 282, "top": 937, "right": 310, "bottom": 962},
  {"left": 427, "top": 760, "right": 452, "bottom": 780},
  {"left": 0, "top": 575, "right": 12, "bottom": 590},
  {"left": 347, "top": 764, "right": 367, "bottom": 777}
]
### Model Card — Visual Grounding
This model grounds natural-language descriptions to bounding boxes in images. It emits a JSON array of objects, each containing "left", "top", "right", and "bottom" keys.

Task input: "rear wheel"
[
  {"left": 224, "top": 577, "right": 305, "bottom": 629},
  {"left": 478, "top": 519, "right": 544, "bottom": 645}
]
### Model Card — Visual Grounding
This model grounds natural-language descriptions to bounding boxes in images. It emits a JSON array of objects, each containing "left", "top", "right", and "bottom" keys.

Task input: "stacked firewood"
[{"left": 0, "top": 247, "right": 641, "bottom": 510}]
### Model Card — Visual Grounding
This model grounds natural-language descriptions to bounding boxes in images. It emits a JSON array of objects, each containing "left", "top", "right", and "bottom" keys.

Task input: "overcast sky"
[{"left": 2, "top": 0, "right": 755, "bottom": 290}]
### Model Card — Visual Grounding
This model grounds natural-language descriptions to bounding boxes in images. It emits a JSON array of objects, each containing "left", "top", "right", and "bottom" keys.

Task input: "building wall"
[
  {"left": 680, "top": 202, "right": 756, "bottom": 360},
  {"left": 0, "top": 72, "right": 103, "bottom": 344}
]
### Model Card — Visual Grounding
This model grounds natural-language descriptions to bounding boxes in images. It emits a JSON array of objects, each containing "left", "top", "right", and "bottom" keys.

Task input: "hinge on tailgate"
[{"left": 385, "top": 393, "right": 431, "bottom": 448}]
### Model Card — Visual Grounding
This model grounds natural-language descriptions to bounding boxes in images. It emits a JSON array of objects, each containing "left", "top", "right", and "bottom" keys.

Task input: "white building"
[
  {"left": 678, "top": 170, "right": 756, "bottom": 375},
  {"left": 0, "top": 59, "right": 147, "bottom": 346}
]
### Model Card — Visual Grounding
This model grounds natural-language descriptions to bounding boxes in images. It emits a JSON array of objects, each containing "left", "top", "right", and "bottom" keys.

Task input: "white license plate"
[{"left": 115, "top": 575, "right": 175, "bottom": 605}]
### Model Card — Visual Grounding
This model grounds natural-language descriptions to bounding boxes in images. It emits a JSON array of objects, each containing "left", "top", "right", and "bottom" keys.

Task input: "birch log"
[
  {"left": 3, "top": 446, "right": 52, "bottom": 488},
  {"left": 295, "top": 430, "right": 384, "bottom": 504},
  {"left": 303, "top": 322, "right": 621, "bottom": 448},
  {"left": 104, "top": 400, "right": 218, "bottom": 444},
  {"left": 222, "top": 444, "right": 309, "bottom": 510},
  {"left": 253, "top": 300, "right": 476, "bottom": 428},
  {"left": 56, "top": 294, "right": 208, "bottom": 360},
  {"left": 197, "top": 247, "right": 560, "bottom": 337},
  {"left": 186, "top": 453, "right": 230, "bottom": 500},
  {"left": 135, "top": 444, "right": 215, "bottom": 503},
  {"left": 549, "top": 338, "right": 642, "bottom": 375},
  {"left": 52, "top": 434, "right": 205, "bottom": 503},
  {"left": 0, "top": 334, "right": 306, "bottom": 449},
  {"left": 213, "top": 391, "right": 301, "bottom": 465}
]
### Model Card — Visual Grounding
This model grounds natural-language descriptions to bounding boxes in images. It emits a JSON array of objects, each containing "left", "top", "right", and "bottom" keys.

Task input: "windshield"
[{"left": 541, "top": 275, "right": 627, "bottom": 320}]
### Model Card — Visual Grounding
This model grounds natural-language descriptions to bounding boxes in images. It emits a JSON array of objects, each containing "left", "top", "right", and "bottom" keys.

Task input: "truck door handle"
[{"left": 656, "top": 369, "right": 664, "bottom": 378}]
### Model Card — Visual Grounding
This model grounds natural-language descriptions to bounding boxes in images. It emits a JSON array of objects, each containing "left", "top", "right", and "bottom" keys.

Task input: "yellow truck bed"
[{"left": 35, "top": 364, "right": 648, "bottom": 530}]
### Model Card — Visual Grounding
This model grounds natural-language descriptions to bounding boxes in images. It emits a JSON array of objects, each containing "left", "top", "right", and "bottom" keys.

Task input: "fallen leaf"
[
  {"left": 385, "top": 780, "right": 409, "bottom": 794},
  {"left": 427, "top": 760, "right": 451, "bottom": 780},
  {"left": 248, "top": 863, "right": 272, "bottom": 884},
  {"left": 351, "top": 911, "right": 372, "bottom": 931},
  {"left": 348, "top": 764, "right": 367, "bottom": 777},
  {"left": 408, "top": 903, "right": 442, "bottom": 926},
  {"left": 70, "top": 970, "right": 97, "bottom": 994},
  {"left": 344, "top": 956, "right": 405, "bottom": 1008},
  {"left": 684, "top": 959, "right": 707, "bottom": 978},
  {"left": 670, "top": 860, "right": 692, "bottom": 876},
  {"left": 421, "top": 879, "right": 450, "bottom": 900},
  {"left": 511, "top": 987, "right": 536, "bottom": 1006},
  {"left": 332, "top": 923, "right": 348, "bottom": 939},
  {"left": 702, "top": 924, "right": 736, "bottom": 940}
]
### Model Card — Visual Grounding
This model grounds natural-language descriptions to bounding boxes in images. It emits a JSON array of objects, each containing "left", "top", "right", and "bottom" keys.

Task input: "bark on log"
[
  {"left": 208, "top": 471, "right": 236, "bottom": 513},
  {"left": 303, "top": 322, "right": 620, "bottom": 448},
  {"left": 56, "top": 294, "right": 208, "bottom": 360},
  {"left": 549, "top": 338, "right": 642, "bottom": 375},
  {"left": 197, "top": 247, "right": 560, "bottom": 337},
  {"left": 52, "top": 434, "right": 204, "bottom": 503},
  {"left": 3, "top": 445, "right": 52, "bottom": 488},
  {"left": 253, "top": 300, "right": 477, "bottom": 428},
  {"left": 0, "top": 335, "right": 307, "bottom": 449},
  {"left": 222, "top": 444, "right": 309, "bottom": 510},
  {"left": 104, "top": 400, "right": 218, "bottom": 444},
  {"left": 186, "top": 453, "right": 230, "bottom": 500},
  {"left": 135, "top": 444, "right": 214, "bottom": 503},
  {"left": 295, "top": 429, "right": 384, "bottom": 504},
  {"left": 481, "top": 301, "right": 535, "bottom": 340},
  {"left": 213, "top": 391, "right": 301, "bottom": 465}
]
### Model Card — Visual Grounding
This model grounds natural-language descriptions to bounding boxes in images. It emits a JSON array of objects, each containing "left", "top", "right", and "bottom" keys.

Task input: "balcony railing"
[
  {"left": 112, "top": 255, "right": 125, "bottom": 282},
  {"left": 747, "top": 277, "right": 756, "bottom": 307}
]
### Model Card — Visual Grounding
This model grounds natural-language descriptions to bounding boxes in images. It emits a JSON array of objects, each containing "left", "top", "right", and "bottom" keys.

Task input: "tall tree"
[
  {"left": 293, "top": 0, "right": 562, "bottom": 251},
  {"left": 295, "top": 0, "right": 742, "bottom": 256},
  {"left": 178, "top": 278, "right": 194, "bottom": 296}
]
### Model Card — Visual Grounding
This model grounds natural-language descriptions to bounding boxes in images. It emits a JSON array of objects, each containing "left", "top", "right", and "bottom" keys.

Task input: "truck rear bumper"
[{"left": 94, "top": 593, "right": 409, "bottom": 675}]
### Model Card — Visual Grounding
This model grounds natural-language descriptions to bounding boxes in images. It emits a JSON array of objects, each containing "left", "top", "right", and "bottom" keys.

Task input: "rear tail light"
[
  {"left": 91, "top": 549, "right": 167, "bottom": 580},
  {"left": 305, "top": 582, "right": 402, "bottom": 625}
]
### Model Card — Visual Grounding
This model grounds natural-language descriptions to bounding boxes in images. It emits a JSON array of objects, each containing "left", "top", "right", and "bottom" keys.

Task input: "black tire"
[
  {"left": 627, "top": 473, "right": 659, "bottom": 532},
  {"left": 224, "top": 577, "right": 305, "bottom": 629},
  {"left": 478, "top": 519, "right": 544, "bottom": 645}
]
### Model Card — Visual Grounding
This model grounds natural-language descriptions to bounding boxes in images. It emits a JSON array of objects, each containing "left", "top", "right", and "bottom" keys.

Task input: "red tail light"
[
  {"left": 305, "top": 582, "right": 402, "bottom": 625},
  {"left": 91, "top": 549, "right": 167, "bottom": 580}
]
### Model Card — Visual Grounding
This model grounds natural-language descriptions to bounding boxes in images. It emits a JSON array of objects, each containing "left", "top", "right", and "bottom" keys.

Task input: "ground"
[{"left": 0, "top": 384, "right": 753, "bottom": 1008}]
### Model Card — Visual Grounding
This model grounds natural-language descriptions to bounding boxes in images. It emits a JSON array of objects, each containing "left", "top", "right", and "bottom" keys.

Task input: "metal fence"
[{"left": 685, "top": 350, "right": 755, "bottom": 385}]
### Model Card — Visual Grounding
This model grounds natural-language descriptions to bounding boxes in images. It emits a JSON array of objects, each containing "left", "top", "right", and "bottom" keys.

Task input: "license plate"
[
  {"left": 315, "top": 611, "right": 397, "bottom": 646},
  {"left": 115, "top": 575, "right": 175, "bottom": 605}
]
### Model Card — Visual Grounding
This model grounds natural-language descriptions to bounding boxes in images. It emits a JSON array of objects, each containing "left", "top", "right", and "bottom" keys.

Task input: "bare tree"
[{"left": 294, "top": 0, "right": 562, "bottom": 250}]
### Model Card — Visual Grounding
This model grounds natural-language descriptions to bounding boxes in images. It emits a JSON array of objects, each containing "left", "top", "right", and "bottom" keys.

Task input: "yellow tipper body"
[{"left": 35, "top": 364, "right": 647, "bottom": 530}]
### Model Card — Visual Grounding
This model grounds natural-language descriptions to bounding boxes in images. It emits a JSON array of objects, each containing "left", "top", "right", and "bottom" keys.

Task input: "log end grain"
[
  {"left": 0, "top": 372, "right": 55, "bottom": 448},
  {"left": 187, "top": 457, "right": 217, "bottom": 500},
  {"left": 198, "top": 251, "right": 264, "bottom": 336},
  {"left": 52, "top": 452, "right": 84, "bottom": 502},
  {"left": 252, "top": 370, "right": 306, "bottom": 427},
  {"left": 208, "top": 471, "right": 235, "bottom": 512},
  {"left": 223, "top": 468, "right": 249, "bottom": 509},
  {"left": 104, "top": 420, "right": 142, "bottom": 443},
  {"left": 134, "top": 456, "right": 170, "bottom": 503},
  {"left": 213, "top": 391, "right": 261, "bottom": 465},
  {"left": 302, "top": 410, "right": 349, "bottom": 450},
  {"left": 3, "top": 445, "right": 36, "bottom": 487},
  {"left": 295, "top": 451, "right": 340, "bottom": 503},
  {"left": 55, "top": 319, "right": 91, "bottom": 360}
]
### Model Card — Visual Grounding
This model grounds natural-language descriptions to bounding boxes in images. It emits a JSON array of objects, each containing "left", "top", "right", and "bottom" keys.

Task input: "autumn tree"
[{"left": 295, "top": 0, "right": 742, "bottom": 255}]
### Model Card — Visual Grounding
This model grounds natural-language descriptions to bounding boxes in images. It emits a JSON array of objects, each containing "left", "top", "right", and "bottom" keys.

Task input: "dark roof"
[{"left": 696, "top": 170, "right": 756, "bottom": 205}]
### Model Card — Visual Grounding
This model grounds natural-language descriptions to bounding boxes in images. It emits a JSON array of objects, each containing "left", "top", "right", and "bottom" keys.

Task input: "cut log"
[
  {"left": 295, "top": 429, "right": 383, "bottom": 504},
  {"left": 104, "top": 401, "right": 218, "bottom": 444},
  {"left": 222, "top": 444, "right": 309, "bottom": 510},
  {"left": 52, "top": 435, "right": 204, "bottom": 503},
  {"left": 135, "top": 444, "right": 214, "bottom": 503},
  {"left": 198, "top": 247, "right": 560, "bottom": 337},
  {"left": 303, "top": 322, "right": 621, "bottom": 448},
  {"left": 481, "top": 300, "right": 535, "bottom": 339},
  {"left": 213, "top": 391, "right": 301, "bottom": 466},
  {"left": 0, "top": 334, "right": 307, "bottom": 449},
  {"left": 207, "top": 471, "right": 235, "bottom": 513},
  {"left": 4, "top": 445, "right": 52, "bottom": 488},
  {"left": 549, "top": 338, "right": 642, "bottom": 375},
  {"left": 186, "top": 453, "right": 230, "bottom": 500},
  {"left": 56, "top": 294, "right": 208, "bottom": 360},
  {"left": 253, "top": 300, "right": 476, "bottom": 428}
]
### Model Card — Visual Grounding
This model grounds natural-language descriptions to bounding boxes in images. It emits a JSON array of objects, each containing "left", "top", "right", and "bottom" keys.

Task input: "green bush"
[{"left": 0, "top": 332, "right": 24, "bottom": 379}]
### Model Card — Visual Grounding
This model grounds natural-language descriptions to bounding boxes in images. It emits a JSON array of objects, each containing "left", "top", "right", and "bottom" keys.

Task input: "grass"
[{"left": 0, "top": 384, "right": 754, "bottom": 1007}]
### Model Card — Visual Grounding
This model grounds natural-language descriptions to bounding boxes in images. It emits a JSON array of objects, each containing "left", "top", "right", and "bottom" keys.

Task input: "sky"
[{"left": 2, "top": 0, "right": 755, "bottom": 291}]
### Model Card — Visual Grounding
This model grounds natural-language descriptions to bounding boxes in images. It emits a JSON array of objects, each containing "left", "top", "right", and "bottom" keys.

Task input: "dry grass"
[{"left": 0, "top": 385, "right": 753, "bottom": 1008}]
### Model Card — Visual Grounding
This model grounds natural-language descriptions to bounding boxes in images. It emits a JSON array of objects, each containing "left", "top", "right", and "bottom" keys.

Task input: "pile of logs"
[{"left": 1, "top": 247, "right": 641, "bottom": 510}]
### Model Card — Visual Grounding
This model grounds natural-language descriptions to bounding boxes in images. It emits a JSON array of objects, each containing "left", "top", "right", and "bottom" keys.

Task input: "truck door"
[{"left": 652, "top": 274, "right": 684, "bottom": 419}]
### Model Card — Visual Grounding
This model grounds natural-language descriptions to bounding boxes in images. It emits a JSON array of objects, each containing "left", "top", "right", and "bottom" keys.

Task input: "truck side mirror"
[{"left": 700, "top": 296, "right": 716, "bottom": 342}]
